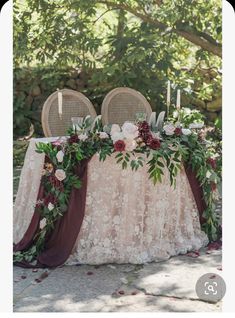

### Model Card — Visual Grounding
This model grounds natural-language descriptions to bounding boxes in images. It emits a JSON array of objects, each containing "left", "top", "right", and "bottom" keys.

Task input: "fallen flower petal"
[
  {"left": 35, "top": 278, "right": 42, "bottom": 283},
  {"left": 186, "top": 251, "right": 200, "bottom": 258},
  {"left": 40, "top": 272, "right": 49, "bottom": 279},
  {"left": 131, "top": 291, "right": 138, "bottom": 295},
  {"left": 118, "top": 290, "right": 125, "bottom": 295}
]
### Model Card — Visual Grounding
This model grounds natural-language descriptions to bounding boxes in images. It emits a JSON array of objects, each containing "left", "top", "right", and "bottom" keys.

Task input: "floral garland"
[{"left": 14, "top": 109, "right": 221, "bottom": 263}]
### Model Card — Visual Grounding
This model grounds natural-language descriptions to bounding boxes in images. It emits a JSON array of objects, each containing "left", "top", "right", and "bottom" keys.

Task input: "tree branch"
[
  {"left": 97, "top": 0, "right": 222, "bottom": 58},
  {"left": 92, "top": 8, "right": 114, "bottom": 24}
]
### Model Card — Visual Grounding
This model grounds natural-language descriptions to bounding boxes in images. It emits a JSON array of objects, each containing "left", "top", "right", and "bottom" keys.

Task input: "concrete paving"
[{"left": 13, "top": 247, "right": 222, "bottom": 312}]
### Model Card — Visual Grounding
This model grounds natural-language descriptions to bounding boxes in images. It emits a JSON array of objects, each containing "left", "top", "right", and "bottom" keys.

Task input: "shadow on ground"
[{"left": 13, "top": 248, "right": 222, "bottom": 312}]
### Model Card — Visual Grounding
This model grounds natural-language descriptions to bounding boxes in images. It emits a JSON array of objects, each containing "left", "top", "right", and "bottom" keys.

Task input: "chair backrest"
[
  {"left": 101, "top": 87, "right": 152, "bottom": 125},
  {"left": 41, "top": 89, "right": 97, "bottom": 137}
]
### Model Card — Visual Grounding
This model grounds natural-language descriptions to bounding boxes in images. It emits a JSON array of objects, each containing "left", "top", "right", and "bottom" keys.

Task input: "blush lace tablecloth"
[{"left": 14, "top": 137, "right": 208, "bottom": 265}]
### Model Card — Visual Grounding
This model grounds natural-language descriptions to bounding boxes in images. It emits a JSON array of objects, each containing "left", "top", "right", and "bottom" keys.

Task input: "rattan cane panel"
[
  {"left": 107, "top": 93, "right": 148, "bottom": 125},
  {"left": 48, "top": 95, "right": 91, "bottom": 136}
]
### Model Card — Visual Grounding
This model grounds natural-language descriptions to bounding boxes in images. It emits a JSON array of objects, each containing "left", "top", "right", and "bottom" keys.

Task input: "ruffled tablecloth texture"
[{"left": 14, "top": 138, "right": 208, "bottom": 265}]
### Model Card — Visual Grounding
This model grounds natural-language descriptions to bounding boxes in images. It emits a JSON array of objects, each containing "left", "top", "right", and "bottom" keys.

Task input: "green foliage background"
[{"left": 14, "top": 0, "right": 222, "bottom": 138}]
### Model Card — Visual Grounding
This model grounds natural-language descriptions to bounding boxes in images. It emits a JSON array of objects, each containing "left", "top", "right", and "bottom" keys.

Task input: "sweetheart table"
[{"left": 13, "top": 137, "right": 208, "bottom": 265}]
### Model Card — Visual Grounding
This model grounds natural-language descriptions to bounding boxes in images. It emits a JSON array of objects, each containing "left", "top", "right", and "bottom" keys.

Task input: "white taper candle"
[
  {"left": 176, "top": 89, "right": 181, "bottom": 109},
  {"left": 167, "top": 80, "right": 171, "bottom": 107},
  {"left": 58, "top": 91, "right": 63, "bottom": 119}
]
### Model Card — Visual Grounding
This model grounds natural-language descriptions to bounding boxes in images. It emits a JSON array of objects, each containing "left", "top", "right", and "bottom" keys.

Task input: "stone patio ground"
[{"left": 13, "top": 247, "right": 222, "bottom": 312}]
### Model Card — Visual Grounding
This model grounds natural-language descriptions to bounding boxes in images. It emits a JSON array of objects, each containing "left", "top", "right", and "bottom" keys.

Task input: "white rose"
[
  {"left": 99, "top": 132, "right": 109, "bottom": 139},
  {"left": 122, "top": 122, "right": 139, "bottom": 139},
  {"left": 206, "top": 171, "right": 212, "bottom": 179},
  {"left": 125, "top": 138, "right": 137, "bottom": 151},
  {"left": 110, "top": 124, "right": 121, "bottom": 135},
  {"left": 173, "top": 110, "right": 179, "bottom": 118},
  {"left": 182, "top": 128, "right": 192, "bottom": 136},
  {"left": 184, "top": 108, "right": 191, "bottom": 115},
  {"left": 79, "top": 133, "right": 88, "bottom": 141},
  {"left": 189, "top": 122, "right": 204, "bottom": 129},
  {"left": 55, "top": 169, "right": 66, "bottom": 181},
  {"left": 48, "top": 202, "right": 54, "bottom": 211},
  {"left": 40, "top": 218, "right": 47, "bottom": 229},
  {"left": 111, "top": 131, "right": 124, "bottom": 142},
  {"left": 163, "top": 123, "right": 175, "bottom": 136},
  {"left": 56, "top": 150, "right": 64, "bottom": 163}
]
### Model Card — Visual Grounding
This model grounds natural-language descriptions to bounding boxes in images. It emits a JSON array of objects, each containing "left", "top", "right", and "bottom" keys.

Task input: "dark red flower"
[
  {"left": 51, "top": 140, "right": 62, "bottom": 150},
  {"left": 174, "top": 127, "right": 182, "bottom": 136},
  {"left": 149, "top": 138, "right": 161, "bottom": 150},
  {"left": 35, "top": 200, "right": 43, "bottom": 210},
  {"left": 211, "top": 181, "right": 217, "bottom": 191},
  {"left": 144, "top": 133, "right": 153, "bottom": 145},
  {"left": 114, "top": 140, "right": 126, "bottom": 152},
  {"left": 207, "top": 157, "right": 217, "bottom": 169},
  {"left": 68, "top": 134, "right": 79, "bottom": 144},
  {"left": 48, "top": 175, "right": 64, "bottom": 191},
  {"left": 44, "top": 193, "right": 57, "bottom": 206},
  {"left": 138, "top": 121, "right": 150, "bottom": 134}
]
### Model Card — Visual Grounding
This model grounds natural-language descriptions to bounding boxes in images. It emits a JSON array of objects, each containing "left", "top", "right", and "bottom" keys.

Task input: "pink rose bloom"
[
  {"left": 125, "top": 139, "right": 137, "bottom": 151},
  {"left": 55, "top": 169, "right": 66, "bottom": 181}
]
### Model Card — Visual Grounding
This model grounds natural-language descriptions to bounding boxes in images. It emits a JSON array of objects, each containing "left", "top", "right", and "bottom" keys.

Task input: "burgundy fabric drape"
[
  {"left": 14, "top": 158, "right": 207, "bottom": 268},
  {"left": 184, "top": 164, "right": 207, "bottom": 225},
  {"left": 14, "top": 159, "right": 90, "bottom": 268}
]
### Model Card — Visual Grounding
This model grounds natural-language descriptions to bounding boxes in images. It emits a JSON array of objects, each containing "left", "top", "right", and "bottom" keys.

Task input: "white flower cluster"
[{"left": 110, "top": 122, "right": 139, "bottom": 151}]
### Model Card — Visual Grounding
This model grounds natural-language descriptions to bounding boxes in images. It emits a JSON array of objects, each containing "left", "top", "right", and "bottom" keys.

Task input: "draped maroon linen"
[
  {"left": 184, "top": 164, "right": 207, "bottom": 225},
  {"left": 14, "top": 158, "right": 207, "bottom": 268},
  {"left": 14, "top": 159, "right": 90, "bottom": 268}
]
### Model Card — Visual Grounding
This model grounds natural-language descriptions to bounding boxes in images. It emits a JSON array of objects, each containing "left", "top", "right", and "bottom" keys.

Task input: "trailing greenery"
[{"left": 14, "top": 109, "right": 221, "bottom": 263}]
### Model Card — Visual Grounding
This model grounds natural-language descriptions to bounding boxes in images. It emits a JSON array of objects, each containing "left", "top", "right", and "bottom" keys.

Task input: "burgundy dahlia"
[
  {"left": 44, "top": 193, "right": 57, "bottom": 206},
  {"left": 144, "top": 133, "right": 153, "bottom": 145},
  {"left": 51, "top": 140, "right": 62, "bottom": 150},
  {"left": 174, "top": 127, "right": 182, "bottom": 136},
  {"left": 68, "top": 134, "right": 79, "bottom": 144},
  {"left": 48, "top": 175, "right": 64, "bottom": 191},
  {"left": 138, "top": 121, "right": 150, "bottom": 134},
  {"left": 114, "top": 140, "right": 126, "bottom": 152},
  {"left": 149, "top": 138, "right": 161, "bottom": 150},
  {"left": 207, "top": 158, "right": 217, "bottom": 169}
]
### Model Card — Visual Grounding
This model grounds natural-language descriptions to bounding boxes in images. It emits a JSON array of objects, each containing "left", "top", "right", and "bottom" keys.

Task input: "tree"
[{"left": 14, "top": 0, "right": 222, "bottom": 128}]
